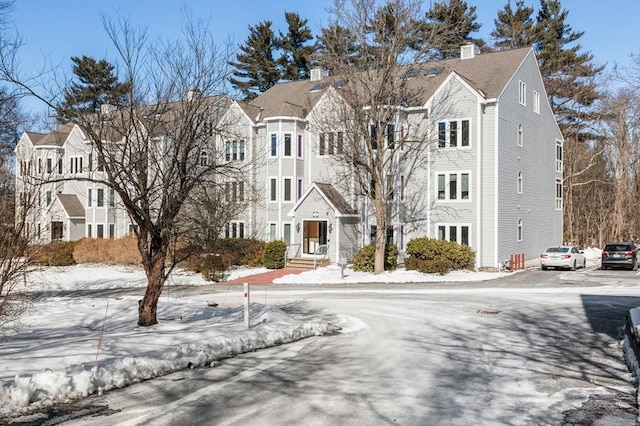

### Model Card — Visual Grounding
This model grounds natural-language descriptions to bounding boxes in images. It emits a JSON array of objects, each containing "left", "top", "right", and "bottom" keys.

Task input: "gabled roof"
[
  {"left": 56, "top": 194, "right": 85, "bottom": 218},
  {"left": 290, "top": 182, "right": 358, "bottom": 217},
  {"left": 25, "top": 132, "right": 47, "bottom": 144},
  {"left": 250, "top": 47, "right": 532, "bottom": 120},
  {"left": 34, "top": 123, "right": 75, "bottom": 147}
]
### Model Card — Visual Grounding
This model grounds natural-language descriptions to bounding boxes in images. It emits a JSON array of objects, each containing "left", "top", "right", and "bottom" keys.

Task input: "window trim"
[
  {"left": 268, "top": 222, "right": 277, "bottom": 241},
  {"left": 436, "top": 223, "right": 471, "bottom": 246},
  {"left": 517, "top": 171, "right": 523, "bottom": 194},
  {"left": 555, "top": 178, "right": 562, "bottom": 210},
  {"left": 283, "top": 177, "right": 293, "bottom": 203},
  {"left": 269, "top": 177, "right": 277, "bottom": 202},
  {"left": 516, "top": 218, "right": 523, "bottom": 241},
  {"left": 437, "top": 119, "right": 471, "bottom": 149},
  {"left": 519, "top": 80, "right": 526, "bottom": 106},
  {"left": 533, "top": 90, "right": 540, "bottom": 114},
  {"left": 284, "top": 133, "right": 292, "bottom": 157},
  {"left": 436, "top": 171, "right": 471, "bottom": 201},
  {"left": 97, "top": 188, "right": 104, "bottom": 207},
  {"left": 555, "top": 140, "right": 563, "bottom": 173},
  {"left": 270, "top": 133, "right": 277, "bottom": 157},
  {"left": 517, "top": 124, "right": 523, "bottom": 147}
]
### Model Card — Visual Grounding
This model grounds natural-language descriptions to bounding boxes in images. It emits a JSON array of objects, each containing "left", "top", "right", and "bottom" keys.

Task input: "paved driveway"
[{"left": 30, "top": 268, "right": 640, "bottom": 425}]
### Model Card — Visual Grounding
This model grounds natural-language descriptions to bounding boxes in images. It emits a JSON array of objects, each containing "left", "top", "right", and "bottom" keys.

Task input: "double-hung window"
[
  {"left": 555, "top": 140, "right": 563, "bottom": 173},
  {"left": 283, "top": 178, "right": 292, "bottom": 202},
  {"left": 437, "top": 224, "right": 470, "bottom": 245},
  {"left": 69, "top": 156, "right": 83, "bottom": 174},
  {"left": 519, "top": 80, "right": 526, "bottom": 106},
  {"left": 284, "top": 134, "right": 292, "bottom": 157},
  {"left": 226, "top": 140, "right": 245, "bottom": 161},
  {"left": 437, "top": 120, "right": 470, "bottom": 148},
  {"left": 437, "top": 172, "right": 470, "bottom": 201},
  {"left": 555, "top": 178, "right": 562, "bottom": 210},
  {"left": 270, "top": 134, "right": 277, "bottom": 157},
  {"left": 269, "top": 178, "right": 277, "bottom": 202}
]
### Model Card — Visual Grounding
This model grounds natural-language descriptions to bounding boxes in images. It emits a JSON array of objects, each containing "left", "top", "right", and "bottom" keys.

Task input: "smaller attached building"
[{"left": 289, "top": 182, "right": 360, "bottom": 262}]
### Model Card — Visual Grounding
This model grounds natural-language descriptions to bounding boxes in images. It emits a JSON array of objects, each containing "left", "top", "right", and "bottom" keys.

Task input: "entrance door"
[
  {"left": 51, "top": 221, "right": 63, "bottom": 241},
  {"left": 303, "top": 220, "right": 327, "bottom": 254}
]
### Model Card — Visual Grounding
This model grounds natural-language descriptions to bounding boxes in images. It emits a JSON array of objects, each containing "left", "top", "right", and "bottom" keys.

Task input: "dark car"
[{"left": 601, "top": 242, "right": 638, "bottom": 271}]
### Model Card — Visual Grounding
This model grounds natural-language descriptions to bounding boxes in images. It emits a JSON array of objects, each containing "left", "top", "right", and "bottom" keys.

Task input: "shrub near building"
[
  {"left": 405, "top": 238, "right": 475, "bottom": 275},
  {"left": 353, "top": 243, "right": 398, "bottom": 273},
  {"left": 263, "top": 240, "right": 287, "bottom": 269}
]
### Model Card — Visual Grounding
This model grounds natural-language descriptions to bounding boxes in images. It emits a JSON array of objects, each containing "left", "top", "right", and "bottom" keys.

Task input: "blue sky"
[{"left": 9, "top": 0, "right": 640, "bottom": 115}]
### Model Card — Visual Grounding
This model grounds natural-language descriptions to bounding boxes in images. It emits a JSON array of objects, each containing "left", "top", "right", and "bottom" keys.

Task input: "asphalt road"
[{"left": 14, "top": 267, "right": 640, "bottom": 425}]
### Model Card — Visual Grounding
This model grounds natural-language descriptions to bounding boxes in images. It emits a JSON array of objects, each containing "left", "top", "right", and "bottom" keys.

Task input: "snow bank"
[{"left": 0, "top": 303, "right": 335, "bottom": 416}]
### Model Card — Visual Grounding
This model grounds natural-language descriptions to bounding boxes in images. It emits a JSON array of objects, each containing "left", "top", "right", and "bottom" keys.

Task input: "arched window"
[
  {"left": 199, "top": 151, "right": 208, "bottom": 166},
  {"left": 517, "top": 219, "right": 523, "bottom": 241},
  {"left": 517, "top": 124, "right": 523, "bottom": 147},
  {"left": 517, "top": 171, "right": 523, "bottom": 194}
]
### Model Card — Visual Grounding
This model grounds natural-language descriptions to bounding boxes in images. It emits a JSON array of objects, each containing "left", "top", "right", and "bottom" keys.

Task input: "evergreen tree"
[
  {"left": 534, "top": 0, "right": 603, "bottom": 129},
  {"left": 490, "top": 0, "right": 535, "bottom": 50},
  {"left": 229, "top": 21, "right": 280, "bottom": 100},
  {"left": 417, "top": 0, "right": 485, "bottom": 61},
  {"left": 277, "top": 12, "right": 314, "bottom": 81},
  {"left": 314, "top": 24, "right": 360, "bottom": 70},
  {"left": 59, "top": 56, "right": 130, "bottom": 121}
]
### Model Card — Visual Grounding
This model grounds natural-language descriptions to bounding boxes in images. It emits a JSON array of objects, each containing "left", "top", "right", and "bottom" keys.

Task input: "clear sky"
[{"left": 8, "top": 0, "right": 640, "bottom": 116}]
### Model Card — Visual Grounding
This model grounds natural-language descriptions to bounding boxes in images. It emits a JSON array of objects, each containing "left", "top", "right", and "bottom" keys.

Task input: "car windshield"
[
  {"left": 605, "top": 245, "right": 629, "bottom": 252},
  {"left": 546, "top": 247, "right": 569, "bottom": 253}
]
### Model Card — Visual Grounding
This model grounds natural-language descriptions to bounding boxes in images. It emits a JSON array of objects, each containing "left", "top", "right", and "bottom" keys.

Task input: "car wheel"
[
  {"left": 582, "top": 259, "right": 586, "bottom": 269},
  {"left": 541, "top": 265, "right": 548, "bottom": 271},
  {"left": 632, "top": 261, "right": 638, "bottom": 272},
  {"left": 570, "top": 261, "right": 576, "bottom": 271}
]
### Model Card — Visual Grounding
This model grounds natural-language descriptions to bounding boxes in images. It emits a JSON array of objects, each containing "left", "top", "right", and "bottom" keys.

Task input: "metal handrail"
[
  {"left": 313, "top": 244, "right": 329, "bottom": 269},
  {"left": 284, "top": 243, "right": 301, "bottom": 268}
]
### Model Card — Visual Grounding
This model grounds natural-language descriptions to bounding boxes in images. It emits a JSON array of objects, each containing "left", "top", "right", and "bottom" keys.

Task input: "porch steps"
[{"left": 286, "top": 257, "right": 330, "bottom": 270}]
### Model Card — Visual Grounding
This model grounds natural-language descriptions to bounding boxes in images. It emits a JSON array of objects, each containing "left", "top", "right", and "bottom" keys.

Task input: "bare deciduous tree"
[
  {"left": 311, "top": 0, "right": 451, "bottom": 274},
  {"left": 1, "top": 16, "right": 249, "bottom": 326}
]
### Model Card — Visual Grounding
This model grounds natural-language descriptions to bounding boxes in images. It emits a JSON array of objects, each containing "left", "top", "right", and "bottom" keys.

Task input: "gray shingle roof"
[
  {"left": 34, "top": 123, "right": 75, "bottom": 147},
  {"left": 249, "top": 47, "right": 531, "bottom": 120},
  {"left": 314, "top": 182, "right": 357, "bottom": 216},
  {"left": 56, "top": 194, "right": 85, "bottom": 218}
]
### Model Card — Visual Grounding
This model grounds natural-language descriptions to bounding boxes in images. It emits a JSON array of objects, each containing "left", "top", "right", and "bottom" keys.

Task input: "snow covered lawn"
[{"left": 0, "top": 247, "right": 603, "bottom": 417}]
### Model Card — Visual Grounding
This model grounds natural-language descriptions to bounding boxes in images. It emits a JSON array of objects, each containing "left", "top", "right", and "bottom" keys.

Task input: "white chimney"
[
  {"left": 310, "top": 68, "right": 329, "bottom": 81},
  {"left": 100, "top": 104, "right": 117, "bottom": 115},
  {"left": 460, "top": 43, "right": 480, "bottom": 60},
  {"left": 186, "top": 89, "right": 201, "bottom": 102}
]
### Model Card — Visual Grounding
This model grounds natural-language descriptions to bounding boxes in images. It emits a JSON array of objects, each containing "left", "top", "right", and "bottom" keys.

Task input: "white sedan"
[{"left": 540, "top": 246, "right": 586, "bottom": 271}]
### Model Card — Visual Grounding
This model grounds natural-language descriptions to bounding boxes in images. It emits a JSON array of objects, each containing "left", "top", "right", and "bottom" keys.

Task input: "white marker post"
[{"left": 243, "top": 282, "right": 250, "bottom": 329}]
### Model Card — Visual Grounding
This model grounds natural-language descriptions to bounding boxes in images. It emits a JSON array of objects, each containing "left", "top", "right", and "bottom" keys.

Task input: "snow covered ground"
[{"left": 0, "top": 248, "right": 606, "bottom": 418}]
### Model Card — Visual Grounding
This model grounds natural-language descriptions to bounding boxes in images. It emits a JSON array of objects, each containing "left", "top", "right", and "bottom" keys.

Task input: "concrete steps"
[{"left": 286, "top": 257, "right": 330, "bottom": 270}]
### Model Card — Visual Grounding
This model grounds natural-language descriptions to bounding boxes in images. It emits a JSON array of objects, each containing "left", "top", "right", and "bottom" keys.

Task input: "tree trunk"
[
  {"left": 138, "top": 231, "right": 168, "bottom": 327},
  {"left": 374, "top": 200, "right": 387, "bottom": 275},
  {"left": 138, "top": 257, "right": 165, "bottom": 326}
]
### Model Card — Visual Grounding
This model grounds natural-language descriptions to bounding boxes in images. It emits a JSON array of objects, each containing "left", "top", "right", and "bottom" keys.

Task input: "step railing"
[
  {"left": 284, "top": 243, "right": 301, "bottom": 268},
  {"left": 313, "top": 244, "right": 329, "bottom": 269}
]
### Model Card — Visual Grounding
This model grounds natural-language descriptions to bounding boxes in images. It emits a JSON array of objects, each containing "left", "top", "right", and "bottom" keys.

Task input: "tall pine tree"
[
  {"left": 314, "top": 24, "right": 360, "bottom": 70},
  {"left": 534, "top": 0, "right": 603, "bottom": 129},
  {"left": 417, "top": 0, "right": 485, "bottom": 61},
  {"left": 229, "top": 21, "right": 280, "bottom": 100},
  {"left": 490, "top": 0, "right": 535, "bottom": 50},
  {"left": 59, "top": 56, "right": 130, "bottom": 121},
  {"left": 277, "top": 12, "right": 314, "bottom": 81}
]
